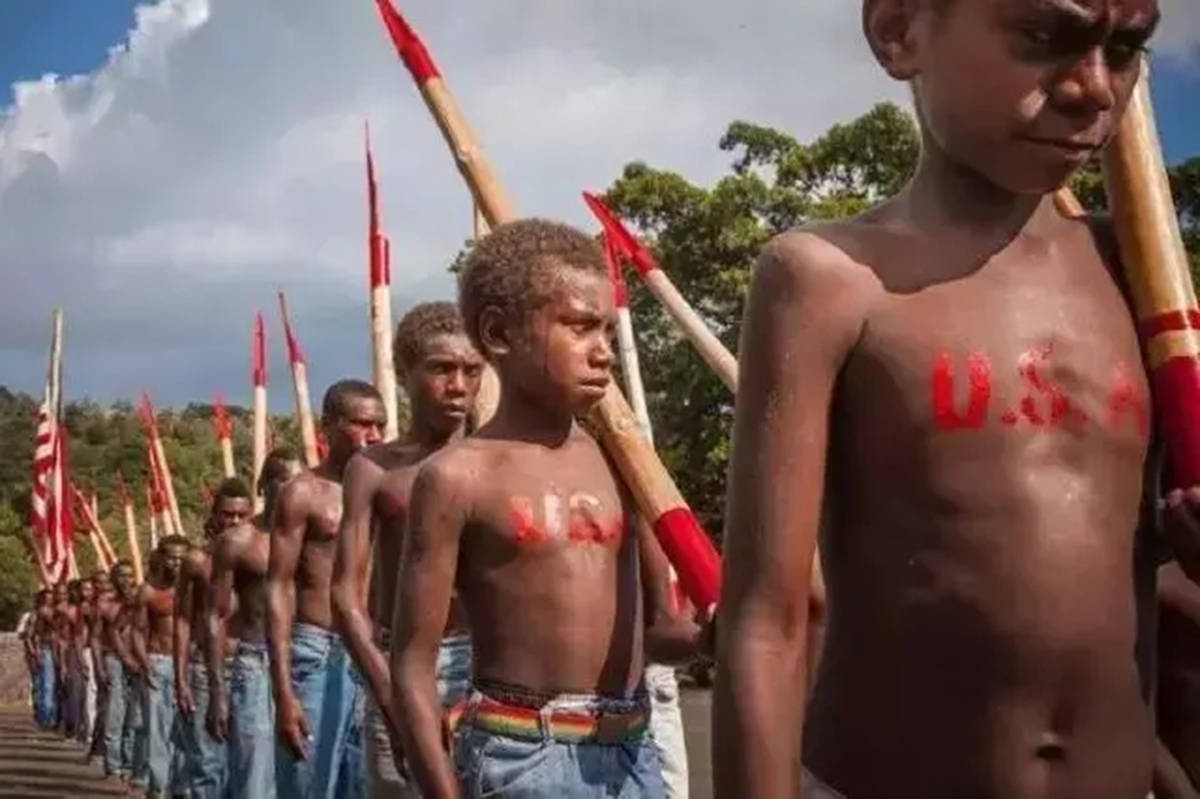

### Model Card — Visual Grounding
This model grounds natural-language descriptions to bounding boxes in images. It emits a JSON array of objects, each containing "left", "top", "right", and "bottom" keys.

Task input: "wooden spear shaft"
[
  {"left": 1103, "top": 65, "right": 1200, "bottom": 488},
  {"left": 252, "top": 312, "right": 269, "bottom": 512},
  {"left": 374, "top": 0, "right": 721, "bottom": 607},
  {"left": 365, "top": 127, "right": 401, "bottom": 442},
  {"left": 146, "top": 485, "right": 159, "bottom": 550},
  {"left": 123, "top": 498, "right": 143, "bottom": 584},
  {"left": 279, "top": 292, "right": 321, "bottom": 466}
]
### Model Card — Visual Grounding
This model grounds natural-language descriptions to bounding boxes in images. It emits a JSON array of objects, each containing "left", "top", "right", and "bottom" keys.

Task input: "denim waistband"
[
  {"left": 293, "top": 622, "right": 339, "bottom": 642},
  {"left": 376, "top": 627, "right": 471, "bottom": 652},
  {"left": 235, "top": 640, "right": 269, "bottom": 656}
]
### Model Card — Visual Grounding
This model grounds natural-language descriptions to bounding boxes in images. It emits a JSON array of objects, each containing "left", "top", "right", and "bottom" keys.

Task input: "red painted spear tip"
[
  {"left": 581, "top": 191, "right": 658, "bottom": 277},
  {"left": 374, "top": 0, "right": 441, "bottom": 82},
  {"left": 601, "top": 234, "right": 630, "bottom": 309},
  {"left": 253, "top": 312, "right": 268, "bottom": 387},
  {"left": 278, "top": 291, "right": 307, "bottom": 365}
]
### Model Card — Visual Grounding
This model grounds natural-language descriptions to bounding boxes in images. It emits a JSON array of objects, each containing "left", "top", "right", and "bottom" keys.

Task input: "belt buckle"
[{"left": 593, "top": 712, "right": 636, "bottom": 745}]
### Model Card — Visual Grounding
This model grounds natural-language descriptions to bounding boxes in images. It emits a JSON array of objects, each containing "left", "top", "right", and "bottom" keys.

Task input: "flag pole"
[
  {"left": 374, "top": 0, "right": 720, "bottom": 608},
  {"left": 118, "top": 475, "right": 144, "bottom": 584},
  {"left": 279, "top": 292, "right": 321, "bottom": 467}
]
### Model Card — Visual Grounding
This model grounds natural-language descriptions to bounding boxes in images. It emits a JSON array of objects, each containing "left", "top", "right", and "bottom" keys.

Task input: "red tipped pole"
[
  {"left": 279, "top": 292, "right": 321, "bottom": 466},
  {"left": 373, "top": 1, "right": 720, "bottom": 609},
  {"left": 584, "top": 191, "right": 738, "bottom": 393},
  {"left": 213, "top": 391, "right": 236, "bottom": 478},
  {"left": 366, "top": 125, "right": 400, "bottom": 441},
  {"left": 252, "top": 312, "right": 268, "bottom": 511},
  {"left": 139, "top": 393, "right": 184, "bottom": 537},
  {"left": 116, "top": 473, "right": 143, "bottom": 583}
]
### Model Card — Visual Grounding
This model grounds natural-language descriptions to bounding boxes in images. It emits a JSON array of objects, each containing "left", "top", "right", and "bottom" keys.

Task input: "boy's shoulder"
[{"left": 413, "top": 436, "right": 501, "bottom": 496}]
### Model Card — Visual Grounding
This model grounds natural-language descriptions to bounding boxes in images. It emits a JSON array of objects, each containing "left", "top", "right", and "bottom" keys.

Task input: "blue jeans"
[
  {"left": 125, "top": 669, "right": 149, "bottom": 788},
  {"left": 102, "top": 655, "right": 128, "bottom": 776},
  {"left": 34, "top": 647, "right": 56, "bottom": 729},
  {"left": 277, "top": 623, "right": 364, "bottom": 799},
  {"left": 438, "top": 634, "right": 473, "bottom": 708},
  {"left": 173, "top": 660, "right": 228, "bottom": 798},
  {"left": 454, "top": 687, "right": 665, "bottom": 799},
  {"left": 143, "top": 654, "right": 177, "bottom": 796},
  {"left": 230, "top": 642, "right": 276, "bottom": 799}
]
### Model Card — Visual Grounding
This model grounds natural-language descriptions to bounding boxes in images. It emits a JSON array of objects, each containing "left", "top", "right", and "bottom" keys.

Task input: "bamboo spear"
[
  {"left": 365, "top": 127, "right": 401, "bottom": 442},
  {"left": 139, "top": 395, "right": 184, "bottom": 535},
  {"left": 71, "top": 484, "right": 115, "bottom": 571},
  {"left": 252, "top": 312, "right": 268, "bottom": 512},
  {"left": 213, "top": 392, "right": 236, "bottom": 479},
  {"left": 146, "top": 485, "right": 160, "bottom": 550},
  {"left": 117, "top": 475, "right": 144, "bottom": 584},
  {"left": 374, "top": 0, "right": 721, "bottom": 608},
  {"left": 584, "top": 192, "right": 738, "bottom": 392},
  {"left": 146, "top": 447, "right": 173, "bottom": 538},
  {"left": 279, "top": 292, "right": 321, "bottom": 467},
  {"left": 1103, "top": 65, "right": 1200, "bottom": 488}
]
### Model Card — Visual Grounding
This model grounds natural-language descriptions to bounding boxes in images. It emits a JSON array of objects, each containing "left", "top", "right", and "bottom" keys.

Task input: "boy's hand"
[
  {"left": 1162, "top": 487, "right": 1200, "bottom": 582},
  {"left": 177, "top": 681, "right": 195, "bottom": 716},
  {"left": 277, "top": 694, "right": 311, "bottom": 760},
  {"left": 207, "top": 694, "right": 230, "bottom": 742}
]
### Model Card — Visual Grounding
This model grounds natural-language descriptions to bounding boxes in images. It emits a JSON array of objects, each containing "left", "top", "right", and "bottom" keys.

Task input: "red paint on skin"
[
  {"left": 1108, "top": 361, "right": 1150, "bottom": 435},
  {"left": 509, "top": 497, "right": 546, "bottom": 545},
  {"left": 1005, "top": 343, "right": 1086, "bottom": 428},
  {"left": 931, "top": 352, "right": 992, "bottom": 430}
]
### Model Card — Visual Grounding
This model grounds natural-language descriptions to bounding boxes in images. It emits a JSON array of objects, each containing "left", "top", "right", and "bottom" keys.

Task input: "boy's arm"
[
  {"left": 91, "top": 607, "right": 109, "bottom": 684},
  {"left": 268, "top": 479, "right": 309, "bottom": 759},
  {"left": 713, "top": 232, "right": 870, "bottom": 799},
  {"left": 332, "top": 453, "right": 394, "bottom": 726},
  {"left": 1154, "top": 738, "right": 1200, "bottom": 799},
  {"left": 207, "top": 534, "right": 236, "bottom": 741},
  {"left": 637, "top": 516, "right": 703, "bottom": 664},
  {"left": 391, "top": 459, "right": 467, "bottom": 799},
  {"left": 131, "top": 587, "right": 153, "bottom": 679},
  {"left": 174, "top": 562, "right": 196, "bottom": 713}
]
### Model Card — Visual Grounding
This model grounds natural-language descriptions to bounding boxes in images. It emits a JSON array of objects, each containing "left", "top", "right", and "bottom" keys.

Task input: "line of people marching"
[{"left": 20, "top": 225, "right": 707, "bottom": 799}]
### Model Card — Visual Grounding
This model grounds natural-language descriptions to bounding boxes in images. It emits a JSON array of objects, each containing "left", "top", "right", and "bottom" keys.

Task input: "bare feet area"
[{"left": 0, "top": 708, "right": 132, "bottom": 798}]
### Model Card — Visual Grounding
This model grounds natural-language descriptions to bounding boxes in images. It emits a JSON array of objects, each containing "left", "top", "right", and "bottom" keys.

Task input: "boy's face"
[
  {"left": 325, "top": 396, "right": 387, "bottom": 457},
  {"left": 407, "top": 333, "right": 484, "bottom": 435},
  {"left": 114, "top": 566, "right": 136, "bottom": 599},
  {"left": 159, "top": 543, "right": 187, "bottom": 583},
  {"left": 509, "top": 267, "right": 615, "bottom": 415},
  {"left": 92, "top": 573, "right": 111, "bottom": 595},
  {"left": 213, "top": 496, "right": 253, "bottom": 535},
  {"left": 53, "top": 584, "right": 68, "bottom": 605},
  {"left": 80, "top": 580, "right": 95, "bottom": 603},
  {"left": 899, "top": 0, "right": 1158, "bottom": 192}
]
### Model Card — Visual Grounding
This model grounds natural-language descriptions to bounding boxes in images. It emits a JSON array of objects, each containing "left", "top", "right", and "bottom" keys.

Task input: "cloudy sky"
[{"left": 1, "top": 0, "right": 1198, "bottom": 409}]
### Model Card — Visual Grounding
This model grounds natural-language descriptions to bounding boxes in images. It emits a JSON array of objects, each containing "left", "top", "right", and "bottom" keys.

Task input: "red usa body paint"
[
  {"left": 1108, "top": 361, "right": 1150, "bottom": 435},
  {"left": 931, "top": 352, "right": 991, "bottom": 430},
  {"left": 1000, "top": 343, "right": 1086, "bottom": 428}
]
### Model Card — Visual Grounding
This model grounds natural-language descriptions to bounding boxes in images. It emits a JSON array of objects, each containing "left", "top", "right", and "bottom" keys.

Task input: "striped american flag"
[{"left": 30, "top": 390, "right": 73, "bottom": 581}]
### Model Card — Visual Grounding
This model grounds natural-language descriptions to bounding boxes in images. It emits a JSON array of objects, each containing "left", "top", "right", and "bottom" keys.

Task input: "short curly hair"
[
  {"left": 393, "top": 302, "right": 468, "bottom": 377},
  {"left": 459, "top": 219, "right": 607, "bottom": 359}
]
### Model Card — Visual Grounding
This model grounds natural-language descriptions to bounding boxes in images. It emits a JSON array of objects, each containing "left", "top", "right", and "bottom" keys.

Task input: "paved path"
[{"left": 0, "top": 709, "right": 129, "bottom": 798}]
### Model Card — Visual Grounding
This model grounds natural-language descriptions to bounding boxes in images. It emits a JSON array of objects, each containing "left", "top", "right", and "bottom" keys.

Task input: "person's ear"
[
  {"left": 478, "top": 306, "right": 512, "bottom": 361},
  {"left": 863, "top": 0, "right": 924, "bottom": 80}
]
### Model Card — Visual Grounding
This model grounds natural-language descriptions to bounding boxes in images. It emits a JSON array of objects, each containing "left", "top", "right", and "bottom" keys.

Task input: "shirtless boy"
[
  {"left": 54, "top": 580, "right": 80, "bottom": 738},
  {"left": 31, "top": 588, "right": 56, "bottom": 730},
  {"left": 713, "top": 1, "right": 1173, "bottom": 796},
  {"left": 209, "top": 448, "right": 301, "bottom": 797},
  {"left": 98, "top": 560, "right": 142, "bottom": 781},
  {"left": 174, "top": 480, "right": 253, "bottom": 796},
  {"left": 132, "top": 537, "right": 188, "bottom": 797},
  {"left": 332, "top": 302, "right": 483, "bottom": 797},
  {"left": 269, "top": 380, "right": 385, "bottom": 797},
  {"left": 88, "top": 570, "right": 113, "bottom": 763},
  {"left": 75, "top": 574, "right": 99, "bottom": 748},
  {"left": 391, "top": 220, "right": 697, "bottom": 798}
]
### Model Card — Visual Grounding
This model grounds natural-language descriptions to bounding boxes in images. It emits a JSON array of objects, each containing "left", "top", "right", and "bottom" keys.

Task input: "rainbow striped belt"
[{"left": 450, "top": 690, "right": 650, "bottom": 745}]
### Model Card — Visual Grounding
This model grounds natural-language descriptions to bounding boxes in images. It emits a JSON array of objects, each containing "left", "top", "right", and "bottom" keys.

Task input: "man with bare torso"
[
  {"left": 88, "top": 570, "right": 114, "bottom": 764},
  {"left": 30, "top": 588, "right": 56, "bottom": 729},
  {"left": 75, "top": 574, "right": 100, "bottom": 750},
  {"left": 53, "top": 580, "right": 80, "bottom": 738},
  {"left": 174, "top": 481, "right": 253, "bottom": 797},
  {"left": 332, "top": 302, "right": 483, "bottom": 798},
  {"left": 98, "top": 560, "right": 142, "bottom": 782},
  {"left": 209, "top": 448, "right": 301, "bottom": 797},
  {"left": 391, "top": 220, "right": 699, "bottom": 798},
  {"left": 132, "top": 537, "right": 188, "bottom": 797},
  {"left": 1152, "top": 560, "right": 1200, "bottom": 798},
  {"left": 269, "top": 379, "right": 384, "bottom": 798},
  {"left": 713, "top": 1, "right": 1175, "bottom": 797}
]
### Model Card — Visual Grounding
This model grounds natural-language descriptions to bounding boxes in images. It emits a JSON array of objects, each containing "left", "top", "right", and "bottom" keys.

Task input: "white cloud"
[{"left": 4, "top": 0, "right": 1192, "bottom": 406}]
